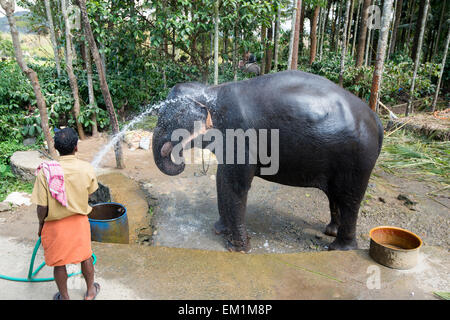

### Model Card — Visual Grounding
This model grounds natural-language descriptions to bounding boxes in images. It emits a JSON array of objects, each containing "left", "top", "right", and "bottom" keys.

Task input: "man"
[
  {"left": 31, "top": 127, "right": 100, "bottom": 300},
  {"left": 238, "top": 52, "right": 260, "bottom": 76}
]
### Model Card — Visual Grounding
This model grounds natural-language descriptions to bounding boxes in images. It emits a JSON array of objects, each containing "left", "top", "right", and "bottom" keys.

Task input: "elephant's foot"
[
  {"left": 225, "top": 236, "right": 251, "bottom": 253},
  {"left": 328, "top": 237, "right": 358, "bottom": 251},
  {"left": 324, "top": 223, "right": 339, "bottom": 237},
  {"left": 214, "top": 219, "right": 231, "bottom": 235}
]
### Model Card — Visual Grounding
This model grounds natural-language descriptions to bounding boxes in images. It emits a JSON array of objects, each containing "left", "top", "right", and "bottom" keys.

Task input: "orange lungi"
[{"left": 41, "top": 214, "right": 92, "bottom": 267}]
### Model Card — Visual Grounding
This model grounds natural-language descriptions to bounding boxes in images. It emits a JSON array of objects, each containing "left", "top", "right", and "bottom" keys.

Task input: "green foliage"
[
  {"left": 0, "top": 35, "right": 14, "bottom": 57},
  {"left": 0, "top": 141, "right": 35, "bottom": 201},
  {"left": 301, "top": 51, "right": 440, "bottom": 107}
]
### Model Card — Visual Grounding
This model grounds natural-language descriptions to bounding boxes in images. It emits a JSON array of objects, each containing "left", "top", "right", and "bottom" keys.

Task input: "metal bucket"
[
  {"left": 369, "top": 226, "right": 423, "bottom": 270},
  {"left": 88, "top": 202, "right": 129, "bottom": 244}
]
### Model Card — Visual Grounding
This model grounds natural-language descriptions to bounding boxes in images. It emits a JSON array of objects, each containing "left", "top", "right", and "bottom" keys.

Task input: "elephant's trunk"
[{"left": 152, "top": 127, "right": 185, "bottom": 176}]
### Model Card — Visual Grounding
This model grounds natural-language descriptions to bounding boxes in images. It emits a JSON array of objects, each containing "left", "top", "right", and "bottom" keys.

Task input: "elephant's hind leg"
[
  {"left": 324, "top": 196, "right": 340, "bottom": 237},
  {"left": 327, "top": 172, "right": 370, "bottom": 251}
]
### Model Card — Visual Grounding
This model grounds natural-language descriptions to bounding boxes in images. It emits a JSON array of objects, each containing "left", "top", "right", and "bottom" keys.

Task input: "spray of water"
[
  {"left": 91, "top": 99, "right": 173, "bottom": 169},
  {"left": 90, "top": 90, "right": 217, "bottom": 169}
]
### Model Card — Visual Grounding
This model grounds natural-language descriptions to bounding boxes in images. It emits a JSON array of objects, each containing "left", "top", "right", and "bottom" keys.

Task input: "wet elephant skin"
[{"left": 152, "top": 70, "right": 384, "bottom": 252}]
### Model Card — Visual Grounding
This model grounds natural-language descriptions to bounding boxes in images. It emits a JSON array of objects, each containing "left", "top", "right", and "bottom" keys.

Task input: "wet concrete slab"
[
  {"left": 0, "top": 236, "right": 448, "bottom": 300},
  {"left": 97, "top": 172, "right": 149, "bottom": 244}
]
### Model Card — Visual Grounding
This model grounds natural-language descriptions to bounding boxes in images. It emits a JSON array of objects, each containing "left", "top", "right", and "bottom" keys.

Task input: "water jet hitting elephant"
[{"left": 152, "top": 70, "right": 384, "bottom": 252}]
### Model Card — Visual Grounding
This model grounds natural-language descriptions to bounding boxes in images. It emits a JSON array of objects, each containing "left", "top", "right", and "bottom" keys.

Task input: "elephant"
[{"left": 152, "top": 70, "right": 384, "bottom": 252}]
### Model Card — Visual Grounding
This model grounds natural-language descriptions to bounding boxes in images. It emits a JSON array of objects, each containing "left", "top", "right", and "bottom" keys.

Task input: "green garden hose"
[{"left": 0, "top": 237, "right": 97, "bottom": 282}]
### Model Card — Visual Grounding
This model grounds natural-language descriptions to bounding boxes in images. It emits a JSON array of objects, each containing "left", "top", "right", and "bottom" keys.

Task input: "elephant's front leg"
[{"left": 215, "top": 164, "right": 255, "bottom": 253}]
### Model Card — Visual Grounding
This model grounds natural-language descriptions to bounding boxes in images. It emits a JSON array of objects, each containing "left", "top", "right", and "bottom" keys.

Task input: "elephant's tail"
[{"left": 376, "top": 115, "right": 384, "bottom": 156}]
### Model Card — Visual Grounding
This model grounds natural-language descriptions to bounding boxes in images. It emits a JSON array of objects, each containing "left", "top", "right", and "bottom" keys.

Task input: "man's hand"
[
  {"left": 36, "top": 205, "right": 48, "bottom": 237},
  {"left": 38, "top": 222, "right": 44, "bottom": 237}
]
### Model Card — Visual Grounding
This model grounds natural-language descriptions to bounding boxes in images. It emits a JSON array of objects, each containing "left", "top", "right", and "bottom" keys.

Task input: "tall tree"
[
  {"left": 265, "top": 22, "right": 273, "bottom": 73},
  {"left": 432, "top": 0, "right": 447, "bottom": 60},
  {"left": 355, "top": 0, "right": 371, "bottom": 67},
  {"left": 290, "top": 0, "right": 302, "bottom": 69},
  {"left": 346, "top": 0, "right": 355, "bottom": 51},
  {"left": 432, "top": 27, "right": 450, "bottom": 111},
  {"left": 406, "top": 0, "right": 429, "bottom": 116},
  {"left": 44, "top": 0, "right": 61, "bottom": 77},
  {"left": 233, "top": 2, "right": 240, "bottom": 81},
  {"left": 0, "top": 0, "right": 57, "bottom": 157},
  {"left": 273, "top": 2, "right": 281, "bottom": 72},
  {"left": 352, "top": 0, "right": 362, "bottom": 57},
  {"left": 61, "top": 0, "right": 85, "bottom": 140},
  {"left": 364, "top": 0, "right": 374, "bottom": 67},
  {"left": 287, "top": 0, "right": 298, "bottom": 69},
  {"left": 260, "top": 24, "right": 267, "bottom": 75},
  {"left": 79, "top": 0, "right": 125, "bottom": 168},
  {"left": 388, "top": 0, "right": 403, "bottom": 57},
  {"left": 404, "top": 0, "right": 415, "bottom": 53},
  {"left": 411, "top": 0, "right": 427, "bottom": 62},
  {"left": 82, "top": 31, "right": 98, "bottom": 137},
  {"left": 318, "top": 4, "right": 327, "bottom": 61},
  {"left": 309, "top": 5, "right": 320, "bottom": 64},
  {"left": 214, "top": 0, "right": 219, "bottom": 85},
  {"left": 369, "top": 0, "right": 394, "bottom": 111},
  {"left": 339, "top": 0, "right": 352, "bottom": 86}
]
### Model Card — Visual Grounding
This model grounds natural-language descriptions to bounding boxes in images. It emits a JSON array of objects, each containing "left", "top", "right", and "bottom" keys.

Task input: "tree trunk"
[
  {"left": 79, "top": 0, "right": 125, "bottom": 168},
  {"left": 318, "top": 6, "right": 326, "bottom": 61},
  {"left": 364, "top": 0, "right": 374, "bottom": 67},
  {"left": 310, "top": 6, "right": 320, "bottom": 65},
  {"left": 339, "top": 0, "right": 352, "bottom": 86},
  {"left": 346, "top": 0, "right": 355, "bottom": 52},
  {"left": 61, "top": 0, "right": 85, "bottom": 140},
  {"left": 291, "top": 0, "right": 302, "bottom": 70},
  {"left": 352, "top": 0, "right": 362, "bottom": 57},
  {"left": 411, "top": 0, "right": 426, "bottom": 62},
  {"left": 1, "top": 0, "right": 57, "bottom": 158},
  {"left": 331, "top": 2, "right": 338, "bottom": 51},
  {"left": 273, "top": 4, "right": 281, "bottom": 72},
  {"left": 334, "top": 1, "right": 343, "bottom": 51},
  {"left": 405, "top": 0, "right": 415, "bottom": 53},
  {"left": 83, "top": 32, "right": 98, "bottom": 137},
  {"left": 369, "top": 0, "right": 394, "bottom": 111},
  {"left": 260, "top": 24, "right": 267, "bottom": 75},
  {"left": 298, "top": 1, "right": 305, "bottom": 54},
  {"left": 432, "top": 27, "right": 450, "bottom": 111},
  {"left": 44, "top": 0, "right": 61, "bottom": 78},
  {"left": 356, "top": 0, "right": 371, "bottom": 67},
  {"left": 287, "top": 0, "right": 298, "bottom": 69},
  {"left": 389, "top": 0, "right": 403, "bottom": 57},
  {"left": 214, "top": 0, "right": 219, "bottom": 85},
  {"left": 265, "top": 23, "right": 273, "bottom": 73},
  {"left": 406, "top": 0, "right": 429, "bottom": 116},
  {"left": 233, "top": 3, "right": 240, "bottom": 81},
  {"left": 432, "top": 0, "right": 446, "bottom": 61}
]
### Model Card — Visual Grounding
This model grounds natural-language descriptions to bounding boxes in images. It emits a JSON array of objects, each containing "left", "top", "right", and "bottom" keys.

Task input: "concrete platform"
[{"left": 0, "top": 236, "right": 448, "bottom": 300}]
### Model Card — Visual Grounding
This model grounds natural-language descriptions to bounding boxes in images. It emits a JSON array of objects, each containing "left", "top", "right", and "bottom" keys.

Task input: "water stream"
[
  {"left": 90, "top": 99, "right": 168, "bottom": 169},
  {"left": 90, "top": 90, "right": 216, "bottom": 169}
]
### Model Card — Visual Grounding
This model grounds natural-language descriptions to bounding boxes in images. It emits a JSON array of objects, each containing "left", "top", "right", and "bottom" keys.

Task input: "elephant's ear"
[{"left": 186, "top": 97, "right": 214, "bottom": 129}]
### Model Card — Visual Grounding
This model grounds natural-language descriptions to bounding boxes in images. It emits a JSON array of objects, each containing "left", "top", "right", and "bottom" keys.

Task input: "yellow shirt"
[{"left": 31, "top": 155, "right": 99, "bottom": 222}]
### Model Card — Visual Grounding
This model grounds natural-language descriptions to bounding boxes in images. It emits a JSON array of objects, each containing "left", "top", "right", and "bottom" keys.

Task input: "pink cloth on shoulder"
[{"left": 36, "top": 161, "right": 68, "bottom": 207}]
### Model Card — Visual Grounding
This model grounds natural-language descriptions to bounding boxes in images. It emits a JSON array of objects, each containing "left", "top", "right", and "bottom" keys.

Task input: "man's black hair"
[{"left": 54, "top": 127, "right": 78, "bottom": 156}]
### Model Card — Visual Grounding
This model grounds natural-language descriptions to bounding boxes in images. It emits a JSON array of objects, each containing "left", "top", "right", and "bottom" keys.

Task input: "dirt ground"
[
  {"left": 2, "top": 133, "right": 448, "bottom": 254},
  {"left": 67, "top": 133, "right": 448, "bottom": 253}
]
